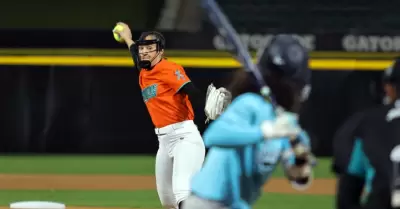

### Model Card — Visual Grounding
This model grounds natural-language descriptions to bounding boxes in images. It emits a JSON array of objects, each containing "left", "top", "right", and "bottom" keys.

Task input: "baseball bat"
[{"left": 201, "top": 0, "right": 313, "bottom": 165}]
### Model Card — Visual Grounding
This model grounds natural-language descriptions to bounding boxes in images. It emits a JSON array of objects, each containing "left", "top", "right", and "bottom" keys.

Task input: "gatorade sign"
[
  {"left": 213, "top": 34, "right": 316, "bottom": 51},
  {"left": 342, "top": 35, "right": 400, "bottom": 52}
]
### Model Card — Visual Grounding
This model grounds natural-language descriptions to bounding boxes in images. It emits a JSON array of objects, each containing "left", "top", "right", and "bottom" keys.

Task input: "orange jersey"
[{"left": 139, "top": 59, "right": 194, "bottom": 128}]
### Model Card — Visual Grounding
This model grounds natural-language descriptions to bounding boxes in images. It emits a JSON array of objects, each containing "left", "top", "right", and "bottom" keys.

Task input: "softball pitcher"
[
  {"left": 182, "top": 35, "right": 316, "bottom": 209},
  {"left": 113, "top": 22, "right": 230, "bottom": 209}
]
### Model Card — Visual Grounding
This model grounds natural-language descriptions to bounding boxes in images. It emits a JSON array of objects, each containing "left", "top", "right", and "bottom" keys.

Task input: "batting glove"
[{"left": 260, "top": 111, "right": 301, "bottom": 139}]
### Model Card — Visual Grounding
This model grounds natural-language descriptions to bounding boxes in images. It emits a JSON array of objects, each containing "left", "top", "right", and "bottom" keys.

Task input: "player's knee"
[
  {"left": 173, "top": 188, "right": 190, "bottom": 206},
  {"left": 158, "top": 193, "right": 177, "bottom": 209},
  {"left": 159, "top": 197, "right": 177, "bottom": 209}
]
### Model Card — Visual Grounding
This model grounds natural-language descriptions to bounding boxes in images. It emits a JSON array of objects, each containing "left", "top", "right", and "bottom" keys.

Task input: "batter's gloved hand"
[
  {"left": 260, "top": 111, "right": 301, "bottom": 139},
  {"left": 286, "top": 164, "right": 314, "bottom": 191},
  {"left": 282, "top": 147, "right": 316, "bottom": 191}
]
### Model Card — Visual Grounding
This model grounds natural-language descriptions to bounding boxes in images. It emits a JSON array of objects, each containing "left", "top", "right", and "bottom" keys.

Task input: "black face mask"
[{"left": 138, "top": 60, "right": 151, "bottom": 69}]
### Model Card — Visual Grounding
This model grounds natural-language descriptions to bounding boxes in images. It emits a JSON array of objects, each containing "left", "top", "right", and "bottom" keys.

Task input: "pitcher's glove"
[{"left": 204, "top": 83, "right": 232, "bottom": 123}]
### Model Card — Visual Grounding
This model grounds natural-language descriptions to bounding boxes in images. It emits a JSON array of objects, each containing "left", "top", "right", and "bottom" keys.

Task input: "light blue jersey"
[{"left": 190, "top": 93, "right": 310, "bottom": 209}]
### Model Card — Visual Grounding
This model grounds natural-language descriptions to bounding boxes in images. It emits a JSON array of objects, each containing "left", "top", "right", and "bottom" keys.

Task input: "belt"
[{"left": 154, "top": 120, "right": 192, "bottom": 136}]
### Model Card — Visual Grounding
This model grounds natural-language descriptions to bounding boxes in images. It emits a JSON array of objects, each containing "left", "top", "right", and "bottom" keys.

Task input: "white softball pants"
[{"left": 155, "top": 120, "right": 205, "bottom": 209}]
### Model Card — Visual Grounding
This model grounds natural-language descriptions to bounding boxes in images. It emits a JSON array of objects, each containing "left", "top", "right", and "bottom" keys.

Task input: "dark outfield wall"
[
  {"left": 0, "top": 66, "right": 383, "bottom": 156},
  {"left": 0, "top": 0, "right": 157, "bottom": 30}
]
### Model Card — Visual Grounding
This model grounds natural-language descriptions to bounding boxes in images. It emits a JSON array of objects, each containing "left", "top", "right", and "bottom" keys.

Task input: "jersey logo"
[
  {"left": 175, "top": 70, "right": 184, "bottom": 80},
  {"left": 142, "top": 84, "right": 158, "bottom": 102}
]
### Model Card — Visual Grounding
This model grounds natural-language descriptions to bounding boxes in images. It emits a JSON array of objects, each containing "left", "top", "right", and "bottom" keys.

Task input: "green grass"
[
  {"left": 254, "top": 193, "right": 334, "bottom": 209},
  {"left": 0, "top": 190, "right": 333, "bottom": 209},
  {"left": 0, "top": 155, "right": 154, "bottom": 175},
  {"left": 0, "top": 155, "right": 334, "bottom": 178}
]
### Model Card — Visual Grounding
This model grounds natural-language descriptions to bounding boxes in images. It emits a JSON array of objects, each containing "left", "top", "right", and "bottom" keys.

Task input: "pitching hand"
[{"left": 114, "top": 22, "right": 133, "bottom": 45}]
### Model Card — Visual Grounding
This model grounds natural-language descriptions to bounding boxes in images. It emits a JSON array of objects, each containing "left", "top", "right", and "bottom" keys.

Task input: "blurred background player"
[
  {"left": 333, "top": 57, "right": 400, "bottom": 209},
  {"left": 113, "top": 22, "right": 209, "bottom": 209},
  {"left": 332, "top": 110, "right": 374, "bottom": 209},
  {"left": 182, "top": 35, "right": 315, "bottom": 209}
]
